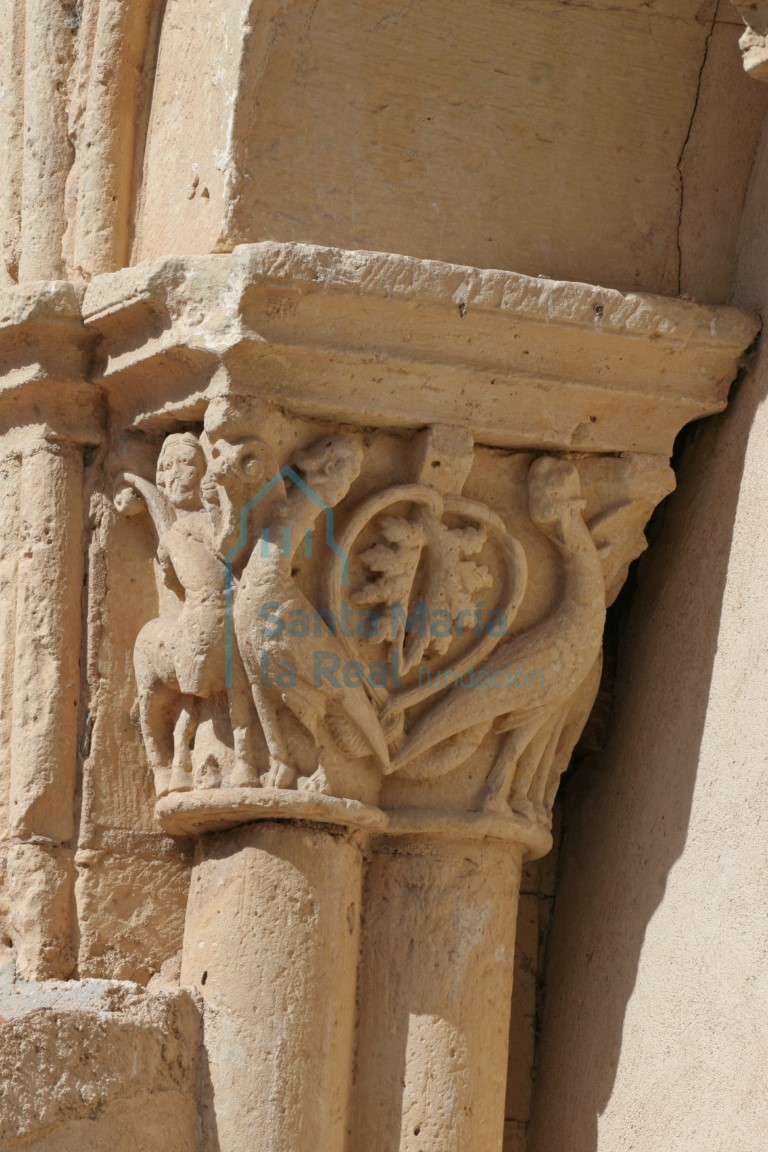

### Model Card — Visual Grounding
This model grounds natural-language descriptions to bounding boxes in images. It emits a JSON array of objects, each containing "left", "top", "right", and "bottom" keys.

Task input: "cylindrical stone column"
[
  {"left": 181, "top": 819, "right": 365, "bottom": 1152},
  {"left": 10, "top": 441, "right": 84, "bottom": 844},
  {"left": 20, "top": 0, "right": 75, "bottom": 281},
  {"left": 6, "top": 440, "right": 83, "bottom": 979},
  {"left": 350, "top": 834, "right": 522, "bottom": 1152}
]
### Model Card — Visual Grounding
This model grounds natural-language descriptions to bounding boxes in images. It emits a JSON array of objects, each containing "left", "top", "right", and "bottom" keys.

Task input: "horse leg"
[
  {"left": 168, "top": 694, "right": 200, "bottom": 793},
  {"left": 134, "top": 622, "right": 178, "bottom": 797}
]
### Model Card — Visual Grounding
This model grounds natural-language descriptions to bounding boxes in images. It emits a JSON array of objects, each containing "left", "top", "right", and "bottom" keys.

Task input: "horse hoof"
[
  {"left": 153, "top": 767, "right": 172, "bottom": 798},
  {"left": 168, "top": 766, "right": 194, "bottom": 793}
]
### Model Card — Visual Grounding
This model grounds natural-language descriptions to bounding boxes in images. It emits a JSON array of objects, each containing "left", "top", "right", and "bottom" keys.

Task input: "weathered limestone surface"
[
  {"left": 679, "top": 10, "right": 768, "bottom": 302},
  {"left": 2, "top": 1, "right": 767, "bottom": 300},
  {"left": 0, "top": 236, "right": 756, "bottom": 1150},
  {"left": 182, "top": 821, "right": 364, "bottom": 1152},
  {"left": 351, "top": 836, "right": 521, "bottom": 1152},
  {"left": 0, "top": 283, "right": 101, "bottom": 981},
  {"left": 0, "top": 960, "right": 201, "bottom": 1151},
  {"left": 0, "top": 3, "right": 766, "bottom": 1150},
  {"left": 10, "top": 443, "right": 83, "bottom": 843},
  {"left": 527, "top": 74, "right": 768, "bottom": 1152},
  {"left": 732, "top": 1, "right": 768, "bottom": 80},
  {"left": 137, "top": 0, "right": 714, "bottom": 290}
]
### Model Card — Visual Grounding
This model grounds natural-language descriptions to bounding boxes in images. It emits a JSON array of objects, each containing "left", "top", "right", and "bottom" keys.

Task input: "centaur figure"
[{"left": 115, "top": 432, "right": 258, "bottom": 796}]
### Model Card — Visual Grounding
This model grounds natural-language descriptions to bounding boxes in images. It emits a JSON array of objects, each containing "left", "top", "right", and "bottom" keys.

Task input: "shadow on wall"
[
  {"left": 526, "top": 334, "right": 767, "bottom": 1152},
  {"left": 198, "top": 1039, "right": 220, "bottom": 1152}
]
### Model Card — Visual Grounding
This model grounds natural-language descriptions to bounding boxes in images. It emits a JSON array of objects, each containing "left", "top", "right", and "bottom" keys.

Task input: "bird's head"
[{"left": 528, "top": 457, "right": 586, "bottom": 547}]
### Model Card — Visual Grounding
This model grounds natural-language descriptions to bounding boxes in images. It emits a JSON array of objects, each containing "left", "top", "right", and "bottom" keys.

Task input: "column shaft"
[
  {"left": 351, "top": 835, "right": 522, "bottom": 1152},
  {"left": 20, "top": 0, "right": 75, "bottom": 280},
  {"left": 181, "top": 820, "right": 364, "bottom": 1152},
  {"left": 10, "top": 442, "right": 83, "bottom": 843}
]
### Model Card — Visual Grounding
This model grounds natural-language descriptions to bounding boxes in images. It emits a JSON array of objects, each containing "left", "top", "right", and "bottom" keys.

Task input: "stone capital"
[
  {"left": 76, "top": 242, "right": 759, "bottom": 859},
  {"left": 732, "top": 3, "right": 768, "bottom": 81},
  {"left": 0, "top": 280, "right": 102, "bottom": 449}
]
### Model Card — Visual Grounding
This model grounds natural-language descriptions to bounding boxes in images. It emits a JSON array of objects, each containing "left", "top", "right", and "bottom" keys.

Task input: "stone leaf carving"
[
  {"left": 353, "top": 513, "right": 494, "bottom": 674},
  {"left": 367, "top": 457, "right": 607, "bottom": 827}
]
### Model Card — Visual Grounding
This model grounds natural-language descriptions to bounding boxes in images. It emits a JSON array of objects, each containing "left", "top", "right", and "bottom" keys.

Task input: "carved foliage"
[{"left": 114, "top": 409, "right": 667, "bottom": 831}]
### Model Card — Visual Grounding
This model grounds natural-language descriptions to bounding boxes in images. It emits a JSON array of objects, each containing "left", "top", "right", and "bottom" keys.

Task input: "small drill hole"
[
  {"left": 414, "top": 1124, "right": 421, "bottom": 1136},
  {"left": 201, "top": 971, "right": 208, "bottom": 985}
]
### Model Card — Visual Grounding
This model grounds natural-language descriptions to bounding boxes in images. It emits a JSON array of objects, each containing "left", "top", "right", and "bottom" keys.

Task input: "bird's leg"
[
  {"left": 250, "top": 682, "right": 297, "bottom": 790},
  {"left": 484, "top": 727, "right": 528, "bottom": 816},
  {"left": 509, "top": 717, "right": 559, "bottom": 821},
  {"left": 228, "top": 648, "right": 260, "bottom": 788},
  {"left": 483, "top": 717, "right": 543, "bottom": 817},
  {"left": 529, "top": 712, "right": 568, "bottom": 821}
]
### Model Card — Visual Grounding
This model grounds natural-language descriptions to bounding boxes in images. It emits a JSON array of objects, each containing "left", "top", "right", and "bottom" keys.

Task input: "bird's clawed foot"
[
  {"left": 266, "top": 760, "right": 297, "bottom": 790},
  {"left": 297, "top": 767, "right": 331, "bottom": 795},
  {"left": 509, "top": 795, "right": 537, "bottom": 823},
  {"left": 482, "top": 792, "right": 513, "bottom": 817}
]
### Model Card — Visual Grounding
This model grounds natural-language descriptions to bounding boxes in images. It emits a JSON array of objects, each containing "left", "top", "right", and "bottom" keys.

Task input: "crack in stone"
[{"left": 677, "top": 9, "right": 718, "bottom": 296}]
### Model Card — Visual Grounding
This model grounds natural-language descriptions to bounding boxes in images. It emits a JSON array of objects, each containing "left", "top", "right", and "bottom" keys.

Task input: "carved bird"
[
  {"left": 235, "top": 536, "right": 390, "bottom": 789},
  {"left": 390, "top": 457, "right": 606, "bottom": 779},
  {"left": 233, "top": 434, "right": 390, "bottom": 793}
]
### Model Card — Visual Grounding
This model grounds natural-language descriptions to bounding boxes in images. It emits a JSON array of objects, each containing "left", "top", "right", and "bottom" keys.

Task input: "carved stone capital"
[
  {"left": 0, "top": 280, "right": 103, "bottom": 448},
  {"left": 0, "top": 242, "right": 758, "bottom": 1149},
  {"left": 77, "top": 242, "right": 759, "bottom": 857},
  {"left": 732, "top": 3, "right": 768, "bottom": 81}
]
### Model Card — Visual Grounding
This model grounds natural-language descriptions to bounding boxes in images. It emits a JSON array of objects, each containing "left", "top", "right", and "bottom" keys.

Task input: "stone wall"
[
  {"left": 0, "top": 2, "right": 765, "bottom": 1150},
  {"left": 528, "top": 70, "right": 768, "bottom": 1152},
  {"left": 0, "top": 961, "right": 201, "bottom": 1151}
]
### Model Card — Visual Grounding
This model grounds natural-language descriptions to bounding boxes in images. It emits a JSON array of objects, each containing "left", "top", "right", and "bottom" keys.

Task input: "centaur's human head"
[{"left": 156, "top": 432, "right": 206, "bottom": 511}]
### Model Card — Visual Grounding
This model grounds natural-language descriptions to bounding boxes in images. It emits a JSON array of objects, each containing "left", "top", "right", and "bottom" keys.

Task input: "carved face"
[
  {"left": 156, "top": 439, "right": 204, "bottom": 510},
  {"left": 528, "top": 457, "right": 585, "bottom": 536},
  {"left": 199, "top": 437, "right": 282, "bottom": 555},
  {"left": 295, "top": 435, "right": 364, "bottom": 506}
]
